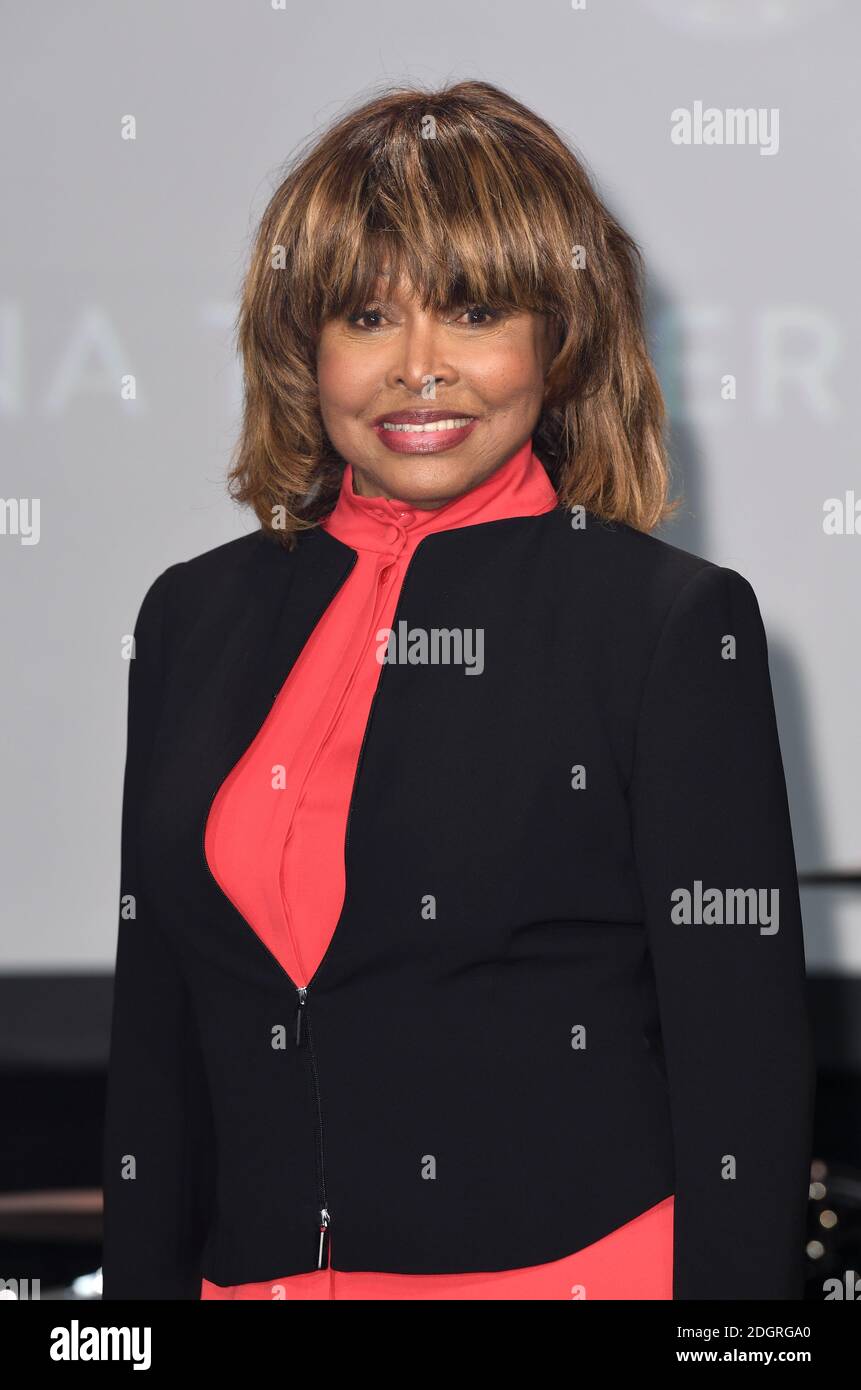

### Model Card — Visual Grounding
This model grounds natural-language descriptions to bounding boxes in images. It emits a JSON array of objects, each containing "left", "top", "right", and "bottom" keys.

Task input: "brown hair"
[{"left": 228, "top": 80, "right": 678, "bottom": 546}]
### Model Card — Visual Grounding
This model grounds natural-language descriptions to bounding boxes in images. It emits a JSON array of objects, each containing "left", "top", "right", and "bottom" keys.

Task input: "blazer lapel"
[
  {"left": 148, "top": 526, "right": 358, "bottom": 986},
  {"left": 205, "top": 527, "right": 358, "bottom": 794}
]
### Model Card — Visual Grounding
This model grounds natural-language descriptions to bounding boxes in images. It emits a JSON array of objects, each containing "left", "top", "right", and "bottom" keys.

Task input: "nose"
[{"left": 384, "top": 314, "right": 459, "bottom": 399}]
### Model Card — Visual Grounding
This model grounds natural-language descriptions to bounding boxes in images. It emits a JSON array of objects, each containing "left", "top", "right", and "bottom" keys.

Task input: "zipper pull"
[
  {"left": 317, "top": 1208, "right": 330, "bottom": 1269},
  {"left": 295, "top": 986, "right": 307, "bottom": 1047}
]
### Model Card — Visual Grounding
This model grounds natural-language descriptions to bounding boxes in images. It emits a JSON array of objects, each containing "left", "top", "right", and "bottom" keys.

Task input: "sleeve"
[
  {"left": 628, "top": 563, "right": 816, "bottom": 1300},
  {"left": 101, "top": 563, "right": 216, "bottom": 1300}
]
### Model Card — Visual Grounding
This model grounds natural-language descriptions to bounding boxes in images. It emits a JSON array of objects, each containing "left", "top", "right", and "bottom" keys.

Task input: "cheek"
[
  {"left": 469, "top": 339, "right": 546, "bottom": 406},
  {"left": 315, "top": 348, "right": 347, "bottom": 416},
  {"left": 316, "top": 342, "right": 374, "bottom": 418}
]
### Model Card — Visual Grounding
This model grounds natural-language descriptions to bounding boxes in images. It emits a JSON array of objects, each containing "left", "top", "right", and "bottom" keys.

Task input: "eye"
[
  {"left": 456, "top": 304, "right": 499, "bottom": 327},
  {"left": 346, "top": 304, "right": 388, "bottom": 330}
]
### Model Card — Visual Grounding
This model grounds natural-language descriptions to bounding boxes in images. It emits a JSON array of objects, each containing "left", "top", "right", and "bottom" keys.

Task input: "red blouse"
[{"left": 201, "top": 437, "right": 674, "bottom": 1300}]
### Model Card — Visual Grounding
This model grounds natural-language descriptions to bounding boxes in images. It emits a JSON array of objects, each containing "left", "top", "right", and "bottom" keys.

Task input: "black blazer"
[{"left": 101, "top": 505, "right": 816, "bottom": 1300}]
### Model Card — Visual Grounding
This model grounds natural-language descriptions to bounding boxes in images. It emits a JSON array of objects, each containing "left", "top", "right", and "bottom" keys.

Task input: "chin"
[{"left": 365, "top": 453, "right": 478, "bottom": 499}]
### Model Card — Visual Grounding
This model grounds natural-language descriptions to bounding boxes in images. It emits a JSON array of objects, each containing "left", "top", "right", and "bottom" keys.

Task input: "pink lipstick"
[{"left": 373, "top": 409, "right": 479, "bottom": 454}]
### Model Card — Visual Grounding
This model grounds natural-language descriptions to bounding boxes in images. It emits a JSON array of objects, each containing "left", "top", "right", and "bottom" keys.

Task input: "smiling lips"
[{"left": 373, "top": 409, "right": 479, "bottom": 454}]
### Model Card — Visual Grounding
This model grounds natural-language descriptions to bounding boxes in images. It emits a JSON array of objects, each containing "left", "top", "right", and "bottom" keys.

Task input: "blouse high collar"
[{"left": 321, "top": 436, "right": 559, "bottom": 554}]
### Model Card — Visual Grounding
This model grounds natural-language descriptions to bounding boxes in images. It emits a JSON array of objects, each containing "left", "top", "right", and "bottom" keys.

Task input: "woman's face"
[{"left": 316, "top": 276, "right": 558, "bottom": 508}]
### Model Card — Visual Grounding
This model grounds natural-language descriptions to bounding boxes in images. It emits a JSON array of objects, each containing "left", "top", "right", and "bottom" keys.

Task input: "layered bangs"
[
  {"left": 288, "top": 112, "right": 574, "bottom": 331},
  {"left": 314, "top": 222, "right": 552, "bottom": 329}
]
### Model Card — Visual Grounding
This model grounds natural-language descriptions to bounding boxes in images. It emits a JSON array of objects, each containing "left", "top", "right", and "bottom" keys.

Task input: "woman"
[{"left": 101, "top": 80, "right": 816, "bottom": 1301}]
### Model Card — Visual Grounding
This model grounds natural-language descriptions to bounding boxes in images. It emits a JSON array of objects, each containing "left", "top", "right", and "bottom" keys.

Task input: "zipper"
[
  {"left": 200, "top": 532, "right": 427, "bottom": 1271},
  {"left": 317, "top": 1208, "right": 331, "bottom": 1269},
  {"left": 295, "top": 985, "right": 331, "bottom": 1267},
  {"left": 295, "top": 983, "right": 307, "bottom": 1046}
]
